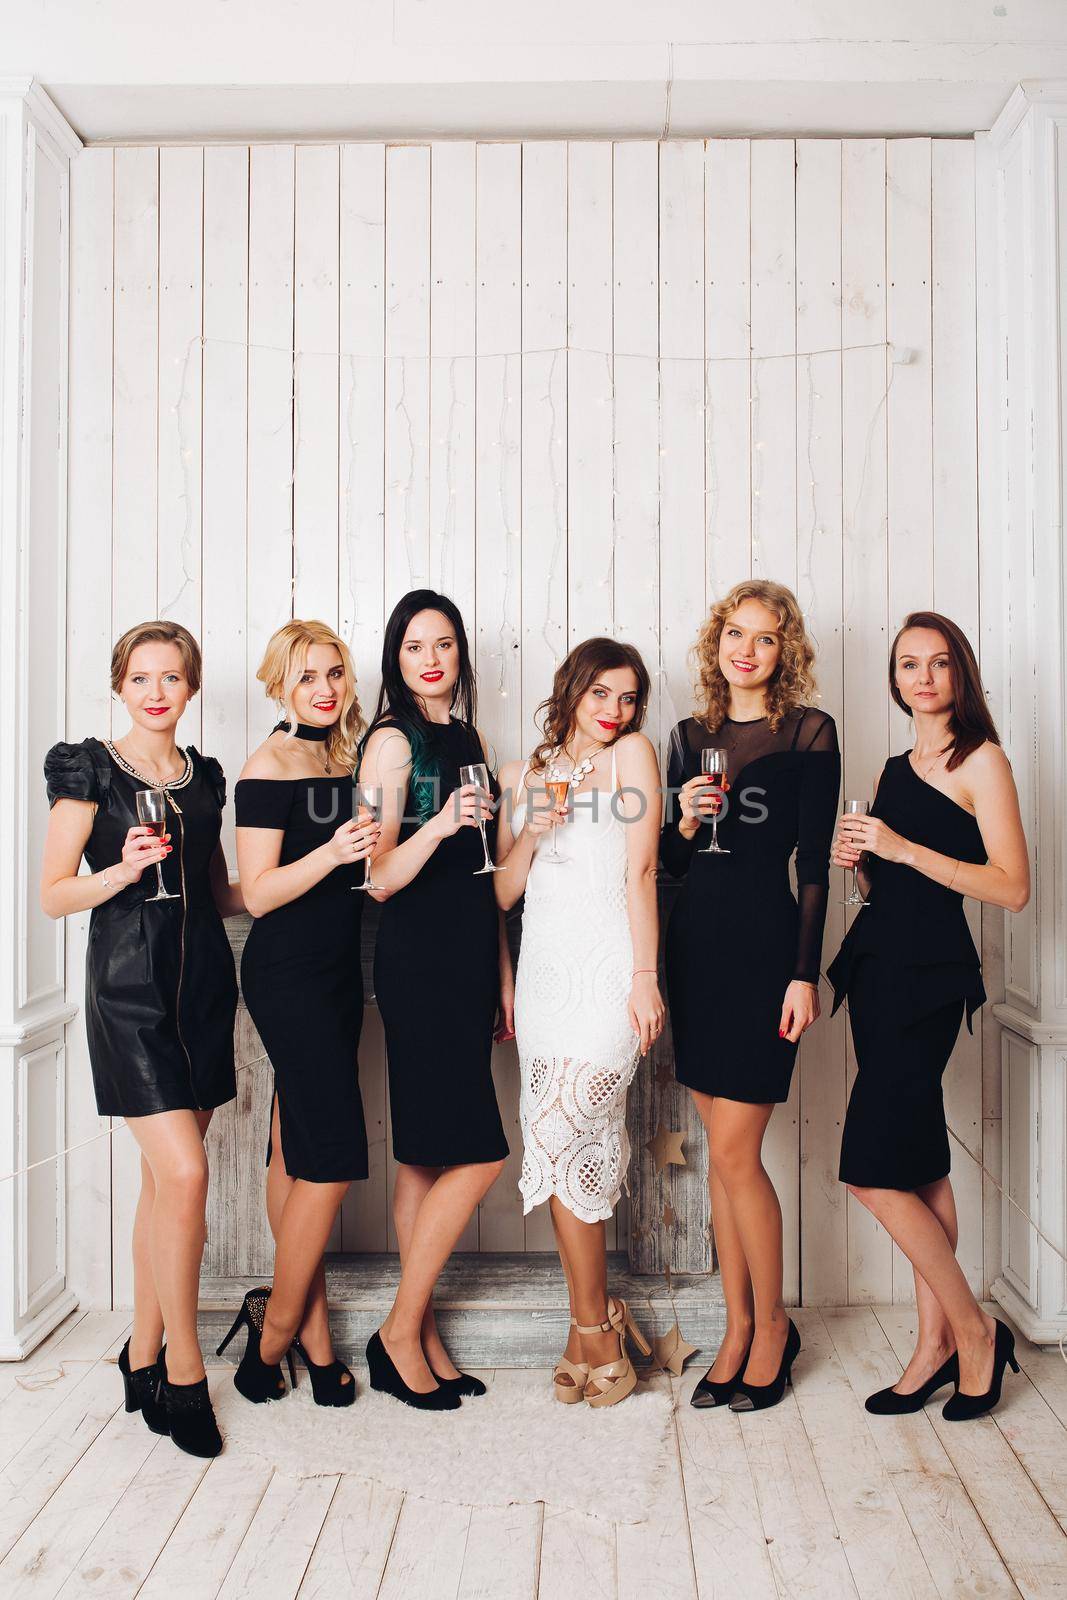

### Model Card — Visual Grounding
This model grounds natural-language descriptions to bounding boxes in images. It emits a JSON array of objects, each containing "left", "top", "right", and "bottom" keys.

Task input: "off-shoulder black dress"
[
  {"left": 235, "top": 771, "right": 368, "bottom": 1182},
  {"left": 827, "top": 753, "right": 987, "bottom": 1190},
  {"left": 44, "top": 737, "right": 238, "bottom": 1117},
  {"left": 370, "top": 715, "right": 508, "bottom": 1168},
  {"left": 660, "top": 708, "right": 841, "bottom": 1103}
]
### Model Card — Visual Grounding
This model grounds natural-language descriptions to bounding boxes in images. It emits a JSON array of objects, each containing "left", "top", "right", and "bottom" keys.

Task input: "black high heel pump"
[
  {"left": 865, "top": 1351, "right": 959, "bottom": 1414},
  {"left": 729, "top": 1320, "right": 801, "bottom": 1413},
  {"left": 216, "top": 1286, "right": 294, "bottom": 1404},
  {"left": 690, "top": 1339, "right": 753, "bottom": 1410},
  {"left": 942, "top": 1320, "right": 1019, "bottom": 1421},
  {"left": 291, "top": 1338, "right": 357, "bottom": 1407},
  {"left": 117, "top": 1337, "right": 169, "bottom": 1435},
  {"left": 431, "top": 1368, "right": 487, "bottom": 1399},
  {"left": 366, "top": 1330, "right": 460, "bottom": 1411}
]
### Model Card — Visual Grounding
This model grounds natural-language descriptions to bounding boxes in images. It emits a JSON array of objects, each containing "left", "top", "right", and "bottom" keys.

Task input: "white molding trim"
[
  {"left": 991, "top": 1277, "right": 1067, "bottom": 1347},
  {"left": 992, "top": 1004, "right": 1067, "bottom": 1047},
  {"left": 0, "top": 1288, "right": 78, "bottom": 1362},
  {"left": 0, "top": 79, "right": 81, "bottom": 163}
]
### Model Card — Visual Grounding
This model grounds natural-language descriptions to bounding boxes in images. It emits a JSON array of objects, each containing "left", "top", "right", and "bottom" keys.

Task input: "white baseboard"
[{"left": 991, "top": 1276, "right": 1067, "bottom": 1346}]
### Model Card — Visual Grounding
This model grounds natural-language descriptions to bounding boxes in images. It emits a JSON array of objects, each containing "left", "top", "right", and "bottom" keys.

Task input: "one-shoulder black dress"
[
  {"left": 827, "top": 753, "right": 987, "bottom": 1191},
  {"left": 371, "top": 715, "right": 508, "bottom": 1168},
  {"left": 660, "top": 708, "right": 841, "bottom": 1103},
  {"left": 236, "top": 771, "right": 368, "bottom": 1182},
  {"left": 44, "top": 737, "right": 238, "bottom": 1116}
]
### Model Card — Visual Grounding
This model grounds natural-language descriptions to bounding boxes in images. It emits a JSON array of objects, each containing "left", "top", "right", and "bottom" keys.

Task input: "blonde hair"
[
  {"left": 256, "top": 620, "right": 365, "bottom": 773},
  {"left": 692, "top": 579, "right": 817, "bottom": 734},
  {"left": 111, "top": 620, "right": 203, "bottom": 695}
]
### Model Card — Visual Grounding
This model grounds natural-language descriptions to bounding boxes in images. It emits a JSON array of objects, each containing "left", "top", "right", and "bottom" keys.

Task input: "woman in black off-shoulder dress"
[
  {"left": 41, "top": 621, "right": 242, "bottom": 1459},
  {"left": 660, "top": 580, "right": 839, "bottom": 1415},
  {"left": 829, "top": 610, "right": 1029, "bottom": 1421}
]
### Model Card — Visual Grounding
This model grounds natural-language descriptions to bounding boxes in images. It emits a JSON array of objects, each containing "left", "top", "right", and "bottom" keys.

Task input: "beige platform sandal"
[
  {"left": 553, "top": 1318, "right": 589, "bottom": 1403},
  {"left": 579, "top": 1297, "right": 652, "bottom": 1409}
]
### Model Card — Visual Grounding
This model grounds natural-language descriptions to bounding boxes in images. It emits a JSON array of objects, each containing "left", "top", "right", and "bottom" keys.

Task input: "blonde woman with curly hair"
[
  {"left": 660, "top": 580, "right": 840, "bottom": 1414},
  {"left": 217, "top": 620, "right": 380, "bottom": 1409}
]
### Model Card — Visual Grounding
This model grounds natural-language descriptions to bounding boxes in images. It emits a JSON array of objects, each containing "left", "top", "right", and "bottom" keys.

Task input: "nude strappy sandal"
[
  {"left": 579, "top": 1297, "right": 652, "bottom": 1409},
  {"left": 553, "top": 1318, "right": 590, "bottom": 1403}
]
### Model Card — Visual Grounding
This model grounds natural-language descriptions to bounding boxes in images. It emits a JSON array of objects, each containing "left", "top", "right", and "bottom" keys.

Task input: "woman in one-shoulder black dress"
[
  {"left": 224, "top": 621, "right": 379, "bottom": 1409},
  {"left": 41, "top": 620, "right": 242, "bottom": 1459},
  {"left": 357, "top": 589, "right": 509, "bottom": 1410},
  {"left": 660, "top": 581, "right": 840, "bottom": 1415},
  {"left": 829, "top": 609, "right": 1029, "bottom": 1421}
]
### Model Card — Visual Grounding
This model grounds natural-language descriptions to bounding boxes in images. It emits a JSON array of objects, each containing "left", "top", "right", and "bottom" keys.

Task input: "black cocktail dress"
[
  {"left": 44, "top": 737, "right": 238, "bottom": 1116},
  {"left": 236, "top": 769, "right": 368, "bottom": 1182},
  {"left": 828, "top": 753, "right": 987, "bottom": 1191},
  {"left": 370, "top": 715, "right": 508, "bottom": 1168},
  {"left": 660, "top": 708, "right": 841, "bottom": 1103}
]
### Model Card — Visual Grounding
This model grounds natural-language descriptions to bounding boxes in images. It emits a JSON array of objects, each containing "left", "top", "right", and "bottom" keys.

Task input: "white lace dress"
[{"left": 512, "top": 745, "right": 641, "bottom": 1224}]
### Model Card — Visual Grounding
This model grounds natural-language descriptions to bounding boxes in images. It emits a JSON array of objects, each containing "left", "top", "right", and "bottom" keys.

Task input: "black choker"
[{"left": 274, "top": 719, "right": 330, "bottom": 743}]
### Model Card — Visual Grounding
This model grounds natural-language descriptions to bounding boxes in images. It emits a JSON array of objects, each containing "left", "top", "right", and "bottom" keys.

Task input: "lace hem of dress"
[
  {"left": 518, "top": 1169, "right": 628, "bottom": 1226},
  {"left": 518, "top": 1045, "right": 639, "bottom": 1225}
]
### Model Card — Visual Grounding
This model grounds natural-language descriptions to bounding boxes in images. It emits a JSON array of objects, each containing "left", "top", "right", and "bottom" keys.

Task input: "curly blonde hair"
[
  {"left": 256, "top": 620, "right": 365, "bottom": 773},
  {"left": 691, "top": 579, "right": 817, "bottom": 734}
]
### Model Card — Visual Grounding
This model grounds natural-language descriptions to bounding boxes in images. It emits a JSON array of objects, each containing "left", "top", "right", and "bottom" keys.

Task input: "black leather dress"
[{"left": 44, "top": 737, "right": 238, "bottom": 1117}]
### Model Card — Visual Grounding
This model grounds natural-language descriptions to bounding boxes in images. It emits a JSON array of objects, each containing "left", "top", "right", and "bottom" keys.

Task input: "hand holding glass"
[
  {"left": 697, "top": 749, "right": 730, "bottom": 855},
  {"left": 541, "top": 764, "right": 571, "bottom": 865},
  {"left": 460, "top": 763, "right": 502, "bottom": 875},
  {"left": 351, "top": 784, "right": 383, "bottom": 892},
  {"left": 135, "top": 789, "right": 179, "bottom": 901},
  {"left": 842, "top": 800, "right": 870, "bottom": 907}
]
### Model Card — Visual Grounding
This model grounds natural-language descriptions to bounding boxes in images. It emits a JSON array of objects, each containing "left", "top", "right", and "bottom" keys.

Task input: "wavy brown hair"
[
  {"left": 256, "top": 620, "right": 365, "bottom": 774},
  {"left": 530, "top": 638, "right": 651, "bottom": 773},
  {"left": 692, "top": 579, "right": 817, "bottom": 734},
  {"left": 889, "top": 611, "right": 999, "bottom": 771}
]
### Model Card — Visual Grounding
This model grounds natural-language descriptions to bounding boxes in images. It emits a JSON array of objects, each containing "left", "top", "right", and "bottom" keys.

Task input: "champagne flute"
[
  {"left": 460, "top": 762, "right": 503, "bottom": 875},
  {"left": 842, "top": 799, "right": 870, "bottom": 906},
  {"left": 351, "top": 782, "right": 382, "bottom": 893},
  {"left": 135, "top": 789, "right": 179, "bottom": 901},
  {"left": 540, "top": 762, "right": 571, "bottom": 865},
  {"left": 697, "top": 748, "right": 730, "bottom": 855}
]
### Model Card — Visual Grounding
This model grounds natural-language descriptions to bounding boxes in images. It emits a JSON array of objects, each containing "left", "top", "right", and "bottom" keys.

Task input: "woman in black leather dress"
[
  {"left": 357, "top": 590, "right": 511, "bottom": 1410},
  {"left": 41, "top": 621, "right": 242, "bottom": 1457},
  {"left": 830, "top": 611, "right": 1029, "bottom": 1420},
  {"left": 223, "top": 620, "right": 379, "bottom": 1408},
  {"left": 660, "top": 580, "right": 840, "bottom": 1413}
]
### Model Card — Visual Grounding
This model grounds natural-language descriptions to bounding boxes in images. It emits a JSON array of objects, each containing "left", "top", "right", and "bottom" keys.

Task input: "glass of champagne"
[
  {"left": 541, "top": 763, "right": 571, "bottom": 865},
  {"left": 351, "top": 783, "right": 382, "bottom": 893},
  {"left": 460, "top": 763, "right": 503, "bottom": 875},
  {"left": 842, "top": 799, "right": 870, "bottom": 906},
  {"left": 135, "top": 789, "right": 179, "bottom": 901},
  {"left": 697, "top": 748, "right": 730, "bottom": 855}
]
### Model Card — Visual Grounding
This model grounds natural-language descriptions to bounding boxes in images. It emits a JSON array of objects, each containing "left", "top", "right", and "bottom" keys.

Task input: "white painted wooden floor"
[{"left": 2, "top": 1305, "right": 1066, "bottom": 1599}]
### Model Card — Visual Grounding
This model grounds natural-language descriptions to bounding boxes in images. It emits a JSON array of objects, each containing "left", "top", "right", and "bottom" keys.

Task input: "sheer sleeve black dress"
[
  {"left": 660, "top": 707, "right": 841, "bottom": 1103},
  {"left": 44, "top": 737, "right": 238, "bottom": 1116},
  {"left": 235, "top": 728, "right": 368, "bottom": 1183},
  {"left": 827, "top": 753, "right": 987, "bottom": 1191},
  {"left": 370, "top": 715, "right": 509, "bottom": 1168}
]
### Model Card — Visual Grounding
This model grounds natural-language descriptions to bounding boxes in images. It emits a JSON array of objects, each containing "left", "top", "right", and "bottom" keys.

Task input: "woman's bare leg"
[
  {"left": 264, "top": 1095, "right": 335, "bottom": 1365},
  {"left": 128, "top": 1154, "right": 165, "bottom": 1368},
  {"left": 691, "top": 1090, "right": 755, "bottom": 1381},
  {"left": 892, "top": 1176, "right": 959, "bottom": 1392},
  {"left": 847, "top": 1182, "right": 996, "bottom": 1394},
  {"left": 393, "top": 1162, "right": 461, "bottom": 1380},
  {"left": 704, "top": 1097, "right": 786, "bottom": 1386},
  {"left": 260, "top": 1176, "right": 351, "bottom": 1368},
  {"left": 125, "top": 1108, "right": 214, "bottom": 1386},
  {"left": 380, "top": 1159, "right": 505, "bottom": 1392},
  {"left": 549, "top": 1200, "right": 585, "bottom": 1381},
  {"left": 548, "top": 1198, "right": 620, "bottom": 1372}
]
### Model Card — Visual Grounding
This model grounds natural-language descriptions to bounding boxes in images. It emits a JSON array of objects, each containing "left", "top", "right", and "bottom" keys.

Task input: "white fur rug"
[{"left": 212, "top": 1369, "right": 676, "bottom": 1524}]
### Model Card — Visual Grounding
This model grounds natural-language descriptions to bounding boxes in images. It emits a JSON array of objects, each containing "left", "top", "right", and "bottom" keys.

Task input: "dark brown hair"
[
  {"left": 530, "top": 638, "right": 651, "bottom": 773},
  {"left": 110, "top": 620, "right": 202, "bottom": 695},
  {"left": 889, "top": 611, "right": 1000, "bottom": 771}
]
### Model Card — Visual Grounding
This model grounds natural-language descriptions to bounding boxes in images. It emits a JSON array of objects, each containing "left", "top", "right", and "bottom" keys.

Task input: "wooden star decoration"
[
  {"left": 655, "top": 1055, "right": 674, "bottom": 1088},
  {"left": 661, "top": 1200, "right": 678, "bottom": 1229},
  {"left": 649, "top": 1321, "right": 698, "bottom": 1377},
  {"left": 647, "top": 1123, "right": 686, "bottom": 1172}
]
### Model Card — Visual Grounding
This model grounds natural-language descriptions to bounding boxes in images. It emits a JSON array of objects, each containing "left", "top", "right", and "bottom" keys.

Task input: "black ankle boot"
[
  {"left": 366, "top": 1330, "right": 460, "bottom": 1411},
  {"left": 215, "top": 1287, "right": 294, "bottom": 1405},
  {"left": 291, "top": 1339, "right": 357, "bottom": 1407},
  {"left": 157, "top": 1349, "right": 223, "bottom": 1458},
  {"left": 117, "top": 1337, "right": 169, "bottom": 1436},
  {"left": 942, "top": 1320, "right": 1019, "bottom": 1421}
]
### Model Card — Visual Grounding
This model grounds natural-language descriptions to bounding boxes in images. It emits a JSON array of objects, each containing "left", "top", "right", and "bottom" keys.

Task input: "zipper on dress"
[{"left": 166, "top": 791, "right": 201, "bottom": 1108}]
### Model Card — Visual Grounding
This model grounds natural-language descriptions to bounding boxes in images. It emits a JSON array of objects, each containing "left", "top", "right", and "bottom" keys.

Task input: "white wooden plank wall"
[{"left": 65, "top": 139, "right": 987, "bottom": 1309}]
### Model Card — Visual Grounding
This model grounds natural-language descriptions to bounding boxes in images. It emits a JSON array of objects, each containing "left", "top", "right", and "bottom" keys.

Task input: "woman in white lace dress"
[{"left": 495, "top": 639, "right": 664, "bottom": 1407}]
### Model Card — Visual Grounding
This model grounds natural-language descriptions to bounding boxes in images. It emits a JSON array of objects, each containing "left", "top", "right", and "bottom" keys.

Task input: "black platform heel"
[
  {"left": 291, "top": 1338, "right": 357, "bottom": 1407},
  {"left": 690, "top": 1339, "right": 753, "bottom": 1410},
  {"left": 366, "top": 1329, "right": 461, "bottom": 1411},
  {"left": 215, "top": 1287, "right": 293, "bottom": 1404},
  {"left": 157, "top": 1349, "right": 223, "bottom": 1458},
  {"left": 431, "top": 1368, "right": 487, "bottom": 1399},
  {"left": 941, "top": 1320, "right": 1019, "bottom": 1421},
  {"left": 117, "top": 1337, "right": 169, "bottom": 1436},
  {"left": 865, "top": 1351, "right": 959, "bottom": 1414},
  {"left": 728, "top": 1320, "right": 801, "bottom": 1413}
]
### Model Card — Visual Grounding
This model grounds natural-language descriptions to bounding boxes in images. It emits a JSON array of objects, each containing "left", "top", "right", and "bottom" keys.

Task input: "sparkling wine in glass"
[
  {"left": 541, "top": 764, "right": 571, "bottom": 865},
  {"left": 697, "top": 748, "right": 730, "bottom": 855},
  {"left": 351, "top": 783, "right": 383, "bottom": 893},
  {"left": 842, "top": 799, "right": 870, "bottom": 906},
  {"left": 135, "top": 789, "right": 179, "bottom": 901},
  {"left": 460, "top": 762, "right": 503, "bottom": 875}
]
